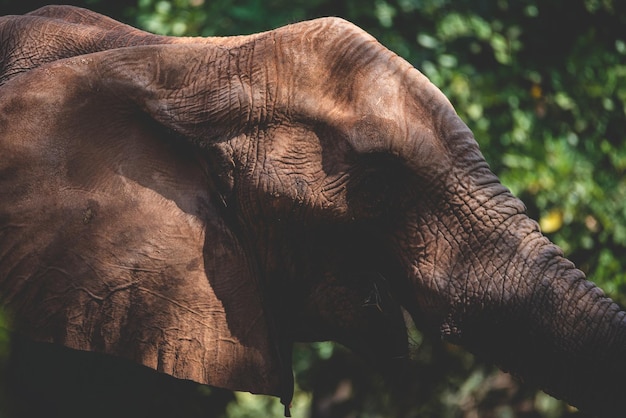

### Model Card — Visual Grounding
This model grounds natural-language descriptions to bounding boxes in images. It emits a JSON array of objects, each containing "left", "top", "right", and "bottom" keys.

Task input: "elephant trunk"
[
  {"left": 401, "top": 180, "right": 626, "bottom": 416},
  {"left": 379, "top": 85, "right": 626, "bottom": 414},
  {"left": 460, "top": 238, "right": 625, "bottom": 416}
]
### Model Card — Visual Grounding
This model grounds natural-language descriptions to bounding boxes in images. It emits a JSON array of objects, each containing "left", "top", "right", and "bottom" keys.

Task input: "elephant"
[{"left": 0, "top": 5, "right": 624, "bottom": 417}]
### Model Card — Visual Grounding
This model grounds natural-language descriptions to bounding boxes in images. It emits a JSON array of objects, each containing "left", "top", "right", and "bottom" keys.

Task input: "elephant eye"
[{"left": 347, "top": 152, "right": 412, "bottom": 219}]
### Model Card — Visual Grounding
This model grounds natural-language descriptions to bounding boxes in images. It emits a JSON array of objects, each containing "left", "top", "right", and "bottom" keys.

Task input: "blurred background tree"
[{"left": 1, "top": 0, "right": 625, "bottom": 417}]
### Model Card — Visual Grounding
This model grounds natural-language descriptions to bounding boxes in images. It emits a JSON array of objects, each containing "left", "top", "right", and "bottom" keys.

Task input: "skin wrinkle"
[
  {"left": 580, "top": 290, "right": 611, "bottom": 353},
  {"left": 467, "top": 237, "right": 497, "bottom": 307},
  {"left": 128, "top": 290, "right": 222, "bottom": 330},
  {"left": 270, "top": 32, "right": 291, "bottom": 121},
  {"left": 332, "top": 39, "right": 384, "bottom": 102},
  {"left": 426, "top": 216, "right": 447, "bottom": 304},
  {"left": 18, "top": 25, "right": 47, "bottom": 72},
  {"left": 452, "top": 185, "right": 527, "bottom": 283},
  {"left": 553, "top": 274, "right": 584, "bottom": 339},
  {"left": 226, "top": 48, "right": 239, "bottom": 127},
  {"left": 253, "top": 42, "right": 272, "bottom": 128},
  {"left": 439, "top": 209, "right": 468, "bottom": 293},
  {"left": 251, "top": 129, "right": 266, "bottom": 217},
  {"left": 503, "top": 236, "right": 534, "bottom": 311},
  {"left": 502, "top": 227, "right": 550, "bottom": 308},
  {"left": 503, "top": 229, "right": 542, "bottom": 310},
  {"left": 526, "top": 247, "right": 564, "bottom": 322},
  {"left": 264, "top": 36, "right": 280, "bottom": 125},
  {"left": 1, "top": 15, "right": 155, "bottom": 85},
  {"left": 237, "top": 46, "right": 266, "bottom": 207},
  {"left": 483, "top": 217, "right": 527, "bottom": 285},
  {"left": 562, "top": 279, "right": 607, "bottom": 348},
  {"left": 251, "top": 39, "right": 273, "bottom": 125}
]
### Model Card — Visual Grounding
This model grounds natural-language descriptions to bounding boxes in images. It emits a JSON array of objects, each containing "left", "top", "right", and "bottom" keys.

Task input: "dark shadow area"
[{"left": 2, "top": 336, "right": 234, "bottom": 418}]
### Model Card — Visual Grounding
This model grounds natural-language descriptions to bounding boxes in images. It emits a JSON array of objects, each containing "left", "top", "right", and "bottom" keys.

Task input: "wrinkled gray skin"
[{"left": 0, "top": 6, "right": 624, "bottom": 417}]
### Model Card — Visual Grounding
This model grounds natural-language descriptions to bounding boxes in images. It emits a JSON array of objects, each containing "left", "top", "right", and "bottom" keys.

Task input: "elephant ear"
[{"left": 0, "top": 44, "right": 291, "bottom": 406}]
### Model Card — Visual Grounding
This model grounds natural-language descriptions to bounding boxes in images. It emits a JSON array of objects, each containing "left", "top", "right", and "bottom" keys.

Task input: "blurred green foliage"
[{"left": 1, "top": 0, "right": 624, "bottom": 417}]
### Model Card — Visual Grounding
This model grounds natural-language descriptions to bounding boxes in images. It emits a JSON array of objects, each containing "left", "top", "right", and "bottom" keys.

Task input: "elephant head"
[{"left": 0, "top": 6, "right": 624, "bottom": 416}]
